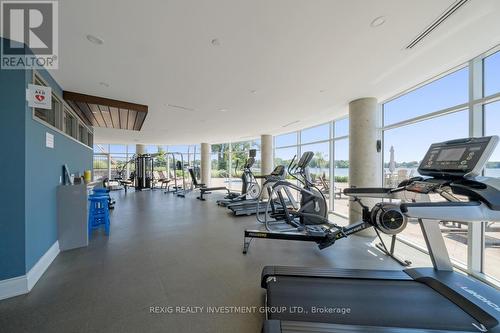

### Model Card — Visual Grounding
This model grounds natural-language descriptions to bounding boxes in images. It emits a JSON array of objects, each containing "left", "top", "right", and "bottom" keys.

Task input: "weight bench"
[
  {"left": 198, "top": 187, "right": 234, "bottom": 201},
  {"left": 187, "top": 168, "right": 237, "bottom": 201}
]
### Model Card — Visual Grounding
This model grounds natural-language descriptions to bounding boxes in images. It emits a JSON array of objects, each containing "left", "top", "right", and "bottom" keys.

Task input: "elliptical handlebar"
[{"left": 287, "top": 155, "right": 297, "bottom": 175}]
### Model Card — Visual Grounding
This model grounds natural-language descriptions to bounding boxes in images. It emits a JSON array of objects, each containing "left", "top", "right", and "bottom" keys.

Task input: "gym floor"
[{"left": 0, "top": 190, "right": 429, "bottom": 332}]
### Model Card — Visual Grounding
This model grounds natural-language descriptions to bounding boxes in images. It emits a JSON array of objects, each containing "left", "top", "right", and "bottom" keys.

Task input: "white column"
[
  {"left": 201, "top": 143, "right": 211, "bottom": 186},
  {"left": 261, "top": 135, "right": 273, "bottom": 175},
  {"left": 349, "top": 98, "right": 382, "bottom": 235},
  {"left": 136, "top": 144, "right": 146, "bottom": 155},
  {"left": 260, "top": 134, "right": 273, "bottom": 198}
]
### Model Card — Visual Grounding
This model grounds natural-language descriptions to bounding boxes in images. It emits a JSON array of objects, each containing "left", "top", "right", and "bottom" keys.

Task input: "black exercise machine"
[
  {"left": 226, "top": 165, "right": 287, "bottom": 216},
  {"left": 187, "top": 168, "right": 239, "bottom": 201},
  {"left": 259, "top": 136, "right": 500, "bottom": 333},
  {"left": 135, "top": 154, "right": 154, "bottom": 190},
  {"left": 243, "top": 151, "right": 389, "bottom": 256},
  {"left": 217, "top": 149, "right": 261, "bottom": 207}
]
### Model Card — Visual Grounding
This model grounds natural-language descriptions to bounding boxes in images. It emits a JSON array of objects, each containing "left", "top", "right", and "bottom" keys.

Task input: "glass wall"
[
  {"left": 484, "top": 51, "right": 500, "bottom": 97},
  {"left": 92, "top": 144, "right": 199, "bottom": 183},
  {"left": 484, "top": 101, "right": 500, "bottom": 279},
  {"left": 333, "top": 138, "right": 349, "bottom": 216},
  {"left": 381, "top": 45, "right": 500, "bottom": 284},
  {"left": 273, "top": 118, "right": 349, "bottom": 215},
  {"left": 209, "top": 140, "right": 261, "bottom": 190},
  {"left": 384, "top": 111, "right": 469, "bottom": 264},
  {"left": 383, "top": 67, "right": 468, "bottom": 126}
]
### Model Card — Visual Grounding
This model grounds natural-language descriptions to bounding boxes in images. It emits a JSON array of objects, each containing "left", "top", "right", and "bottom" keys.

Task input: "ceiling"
[{"left": 50, "top": 0, "right": 500, "bottom": 145}]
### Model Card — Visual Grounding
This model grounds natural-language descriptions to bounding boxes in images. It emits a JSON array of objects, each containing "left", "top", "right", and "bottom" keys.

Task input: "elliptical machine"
[
  {"left": 258, "top": 151, "right": 329, "bottom": 231},
  {"left": 243, "top": 151, "right": 410, "bottom": 260},
  {"left": 217, "top": 149, "right": 261, "bottom": 206}
]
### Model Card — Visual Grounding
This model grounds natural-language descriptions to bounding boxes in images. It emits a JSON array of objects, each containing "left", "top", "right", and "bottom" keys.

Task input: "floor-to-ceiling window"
[
  {"left": 484, "top": 101, "right": 500, "bottom": 280},
  {"left": 300, "top": 123, "right": 331, "bottom": 210},
  {"left": 93, "top": 144, "right": 135, "bottom": 181},
  {"left": 484, "top": 51, "right": 500, "bottom": 97},
  {"left": 273, "top": 119, "right": 349, "bottom": 216},
  {"left": 332, "top": 118, "right": 349, "bottom": 217},
  {"left": 228, "top": 140, "right": 261, "bottom": 191},
  {"left": 274, "top": 132, "right": 300, "bottom": 200},
  {"left": 211, "top": 143, "right": 230, "bottom": 188},
  {"left": 482, "top": 50, "right": 500, "bottom": 281},
  {"left": 381, "top": 45, "right": 500, "bottom": 285},
  {"left": 383, "top": 67, "right": 470, "bottom": 265}
]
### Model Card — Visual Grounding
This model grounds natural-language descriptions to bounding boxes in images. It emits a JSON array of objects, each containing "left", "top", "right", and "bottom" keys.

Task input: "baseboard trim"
[
  {"left": 0, "top": 275, "right": 28, "bottom": 301},
  {"left": 0, "top": 241, "right": 60, "bottom": 301},
  {"left": 27, "top": 241, "right": 60, "bottom": 290}
]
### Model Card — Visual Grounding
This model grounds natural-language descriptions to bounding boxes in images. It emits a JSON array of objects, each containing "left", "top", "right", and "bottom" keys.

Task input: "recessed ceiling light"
[
  {"left": 86, "top": 34, "right": 104, "bottom": 45},
  {"left": 167, "top": 104, "right": 195, "bottom": 112},
  {"left": 99, "top": 82, "right": 110, "bottom": 88},
  {"left": 282, "top": 120, "right": 300, "bottom": 128},
  {"left": 211, "top": 38, "right": 220, "bottom": 46},
  {"left": 218, "top": 109, "right": 228, "bottom": 112},
  {"left": 370, "top": 16, "right": 386, "bottom": 27}
]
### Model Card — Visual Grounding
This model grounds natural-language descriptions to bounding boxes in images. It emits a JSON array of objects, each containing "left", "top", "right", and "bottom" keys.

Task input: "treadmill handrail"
[{"left": 401, "top": 201, "right": 500, "bottom": 223}]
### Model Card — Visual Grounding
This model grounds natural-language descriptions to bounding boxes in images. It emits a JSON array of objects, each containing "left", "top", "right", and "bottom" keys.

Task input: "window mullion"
[{"left": 468, "top": 57, "right": 484, "bottom": 274}]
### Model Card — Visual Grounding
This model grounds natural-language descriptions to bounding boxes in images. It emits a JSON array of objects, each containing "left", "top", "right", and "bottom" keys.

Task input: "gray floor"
[{"left": 0, "top": 190, "right": 421, "bottom": 333}]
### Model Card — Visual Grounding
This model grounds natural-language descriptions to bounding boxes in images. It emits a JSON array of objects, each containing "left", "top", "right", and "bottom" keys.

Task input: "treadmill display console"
[{"left": 418, "top": 136, "right": 498, "bottom": 178}]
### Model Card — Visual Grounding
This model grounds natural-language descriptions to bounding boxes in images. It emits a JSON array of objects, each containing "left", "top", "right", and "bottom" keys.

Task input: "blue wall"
[
  {"left": 24, "top": 69, "right": 93, "bottom": 270},
  {"left": 24, "top": 119, "right": 93, "bottom": 270},
  {"left": 0, "top": 37, "right": 93, "bottom": 277},
  {"left": 0, "top": 67, "right": 27, "bottom": 280}
]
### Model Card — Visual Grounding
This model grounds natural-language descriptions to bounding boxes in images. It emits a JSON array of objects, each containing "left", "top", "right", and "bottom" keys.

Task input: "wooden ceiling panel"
[
  {"left": 67, "top": 100, "right": 92, "bottom": 126},
  {"left": 98, "top": 105, "right": 112, "bottom": 128},
  {"left": 63, "top": 91, "right": 148, "bottom": 131},
  {"left": 110, "top": 107, "right": 120, "bottom": 128},
  {"left": 134, "top": 112, "right": 147, "bottom": 131},
  {"left": 127, "top": 110, "right": 137, "bottom": 130},
  {"left": 88, "top": 103, "right": 106, "bottom": 127},
  {"left": 119, "top": 108, "right": 128, "bottom": 129},
  {"left": 76, "top": 102, "right": 99, "bottom": 126}
]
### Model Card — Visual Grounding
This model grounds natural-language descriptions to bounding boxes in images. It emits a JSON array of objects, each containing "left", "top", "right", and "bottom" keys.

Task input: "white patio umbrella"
[{"left": 389, "top": 146, "right": 396, "bottom": 174}]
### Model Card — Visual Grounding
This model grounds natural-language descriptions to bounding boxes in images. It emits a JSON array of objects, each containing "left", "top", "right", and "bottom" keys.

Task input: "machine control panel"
[
  {"left": 405, "top": 180, "right": 445, "bottom": 194},
  {"left": 418, "top": 136, "right": 498, "bottom": 178},
  {"left": 271, "top": 165, "right": 285, "bottom": 176}
]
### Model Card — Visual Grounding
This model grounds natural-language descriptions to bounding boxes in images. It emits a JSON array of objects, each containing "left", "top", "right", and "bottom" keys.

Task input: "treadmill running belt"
[{"left": 267, "top": 277, "right": 481, "bottom": 332}]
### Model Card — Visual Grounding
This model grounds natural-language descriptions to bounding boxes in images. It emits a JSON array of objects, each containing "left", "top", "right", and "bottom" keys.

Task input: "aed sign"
[{"left": 27, "top": 83, "right": 51, "bottom": 109}]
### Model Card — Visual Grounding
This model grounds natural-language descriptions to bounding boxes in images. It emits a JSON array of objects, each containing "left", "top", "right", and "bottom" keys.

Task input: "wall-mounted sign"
[
  {"left": 27, "top": 84, "right": 52, "bottom": 109},
  {"left": 46, "top": 132, "right": 54, "bottom": 148}
]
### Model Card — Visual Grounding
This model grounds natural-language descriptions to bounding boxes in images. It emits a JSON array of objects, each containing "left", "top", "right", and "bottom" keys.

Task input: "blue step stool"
[
  {"left": 88, "top": 194, "right": 110, "bottom": 237},
  {"left": 93, "top": 188, "right": 115, "bottom": 209}
]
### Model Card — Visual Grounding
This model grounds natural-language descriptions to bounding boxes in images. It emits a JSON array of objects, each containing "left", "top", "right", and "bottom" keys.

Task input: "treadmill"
[
  {"left": 259, "top": 136, "right": 500, "bottom": 333},
  {"left": 227, "top": 165, "right": 286, "bottom": 216}
]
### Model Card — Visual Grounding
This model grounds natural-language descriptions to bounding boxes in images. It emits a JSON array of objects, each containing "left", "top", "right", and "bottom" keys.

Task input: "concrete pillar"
[
  {"left": 260, "top": 134, "right": 273, "bottom": 198},
  {"left": 261, "top": 135, "right": 273, "bottom": 175},
  {"left": 349, "top": 97, "right": 382, "bottom": 235},
  {"left": 136, "top": 144, "right": 146, "bottom": 155},
  {"left": 201, "top": 143, "right": 211, "bottom": 186}
]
